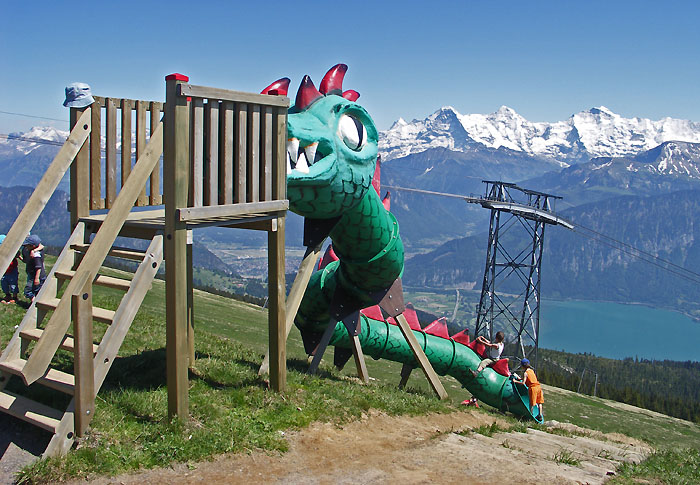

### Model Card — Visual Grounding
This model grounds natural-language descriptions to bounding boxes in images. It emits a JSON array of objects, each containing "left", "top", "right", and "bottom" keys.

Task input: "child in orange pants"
[{"left": 517, "top": 358, "right": 543, "bottom": 419}]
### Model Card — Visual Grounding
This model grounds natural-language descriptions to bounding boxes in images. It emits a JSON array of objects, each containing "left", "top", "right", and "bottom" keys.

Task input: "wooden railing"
[{"left": 70, "top": 97, "right": 164, "bottom": 223}]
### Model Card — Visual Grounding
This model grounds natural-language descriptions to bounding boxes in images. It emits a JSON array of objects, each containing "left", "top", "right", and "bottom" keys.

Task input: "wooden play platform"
[{"left": 0, "top": 74, "right": 289, "bottom": 457}]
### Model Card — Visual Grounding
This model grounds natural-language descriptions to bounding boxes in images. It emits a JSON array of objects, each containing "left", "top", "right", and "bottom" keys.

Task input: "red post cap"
[{"left": 165, "top": 73, "right": 189, "bottom": 82}]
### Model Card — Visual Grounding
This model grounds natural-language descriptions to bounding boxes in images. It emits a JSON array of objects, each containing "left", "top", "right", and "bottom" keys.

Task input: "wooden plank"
[
  {"left": 179, "top": 83, "right": 290, "bottom": 108},
  {"left": 20, "top": 328, "right": 98, "bottom": 354},
  {"left": 121, "top": 99, "right": 132, "bottom": 187},
  {"left": 72, "top": 273, "right": 95, "bottom": 436},
  {"left": 204, "top": 100, "right": 219, "bottom": 206},
  {"left": 70, "top": 244, "right": 147, "bottom": 261},
  {"left": 234, "top": 103, "right": 247, "bottom": 203},
  {"left": 136, "top": 101, "right": 148, "bottom": 205},
  {"left": 350, "top": 335, "right": 369, "bottom": 383},
  {"left": 36, "top": 298, "right": 114, "bottom": 324},
  {"left": 268, "top": 216, "right": 286, "bottom": 391},
  {"left": 0, "top": 111, "right": 90, "bottom": 277},
  {"left": 89, "top": 98, "right": 103, "bottom": 210},
  {"left": 0, "top": 390, "right": 62, "bottom": 433},
  {"left": 187, "top": 234, "right": 195, "bottom": 366},
  {"left": 149, "top": 102, "right": 163, "bottom": 205},
  {"left": 54, "top": 270, "right": 131, "bottom": 292},
  {"left": 260, "top": 106, "right": 273, "bottom": 201},
  {"left": 177, "top": 200, "right": 288, "bottom": 222},
  {"left": 190, "top": 98, "right": 204, "bottom": 207},
  {"left": 259, "top": 243, "right": 321, "bottom": 376},
  {"left": 105, "top": 98, "right": 117, "bottom": 208},
  {"left": 273, "top": 107, "right": 287, "bottom": 201},
  {"left": 220, "top": 101, "right": 234, "bottom": 204},
  {"left": 395, "top": 314, "right": 448, "bottom": 400},
  {"left": 20, "top": 121, "right": 164, "bottom": 386},
  {"left": 70, "top": 107, "right": 91, "bottom": 229},
  {"left": 164, "top": 75, "right": 191, "bottom": 418},
  {"left": 0, "top": 359, "right": 74, "bottom": 395},
  {"left": 247, "top": 105, "right": 260, "bottom": 202}
]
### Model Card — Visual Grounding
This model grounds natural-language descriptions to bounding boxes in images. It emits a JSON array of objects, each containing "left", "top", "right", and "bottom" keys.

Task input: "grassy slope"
[{"left": 1, "top": 258, "right": 699, "bottom": 483}]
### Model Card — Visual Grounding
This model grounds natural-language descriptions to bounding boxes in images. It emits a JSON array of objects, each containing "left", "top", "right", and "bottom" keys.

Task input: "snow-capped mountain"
[
  {"left": 380, "top": 106, "right": 700, "bottom": 164},
  {"left": 0, "top": 126, "right": 68, "bottom": 155}
]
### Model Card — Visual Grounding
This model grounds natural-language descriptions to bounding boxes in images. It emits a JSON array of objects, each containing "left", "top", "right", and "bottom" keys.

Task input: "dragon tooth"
[
  {"left": 286, "top": 153, "right": 292, "bottom": 174},
  {"left": 296, "top": 151, "right": 310, "bottom": 173},
  {"left": 287, "top": 138, "right": 299, "bottom": 164},
  {"left": 304, "top": 143, "right": 318, "bottom": 166}
]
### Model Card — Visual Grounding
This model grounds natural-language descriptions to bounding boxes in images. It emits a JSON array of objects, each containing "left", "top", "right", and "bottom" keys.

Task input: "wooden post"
[
  {"left": 267, "top": 216, "right": 286, "bottom": 392},
  {"left": 72, "top": 272, "right": 94, "bottom": 437},
  {"left": 187, "top": 230, "right": 195, "bottom": 367},
  {"left": 70, "top": 106, "right": 92, "bottom": 229},
  {"left": 164, "top": 73, "right": 191, "bottom": 418},
  {"left": 258, "top": 243, "right": 321, "bottom": 376},
  {"left": 395, "top": 314, "right": 448, "bottom": 400}
]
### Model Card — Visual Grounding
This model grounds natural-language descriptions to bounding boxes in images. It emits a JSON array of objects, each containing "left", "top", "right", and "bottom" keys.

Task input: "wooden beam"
[
  {"left": 89, "top": 99, "right": 102, "bottom": 210},
  {"left": 179, "top": 84, "right": 290, "bottom": 108},
  {"left": 350, "top": 335, "right": 369, "bottom": 383},
  {"left": 259, "top": 243, "right": 322, "bottom": 376},
  {"left": 187, "top": 231, "right": 195, "bottom": 367},
  {"left": 164, "top": 74, "right": 191, "bottom": 418},
  {"left": 72, "top": 272, "right": 95, "bottom": 437},
  {"left": 307, "top": 319, "right": 337, "bottom": 375},
  {"left": 105, "top": 98, "right": 117, "bottom": 208},
  {"left": 121, "top": 99, "right": 132, "bottom": 187},
  {"left": 136, "top": 101, "right": 149, "bottom": 206},
  {"left": 70, "top": 107, "right": 91, "bottom": 229},
  {"left": 149, "top": 102, "right": 163, "bottom": 205},
  {"left": 177, "top": 200, "right": 288, "bottom": 222},
  {"left": 220, "top": 101, "right": 234, "bottom": 205},
  {"left": 247, "top": 104, "right": 260, "bottom": 202},
  {"left": 204, "top": 100, "right": 219, "bottom": 206},
  {"left": 190, "top": 98, "right": 204, "bottom": 207},
  {"left": 267, "top": 217, "right": 286, "bottom": 392},
  {"left": 0, "top": 110, "right": 90, "bottom": 277},
  {"left": 395, "top": 314, "right": 448, "bottom": 400},
  {"left": 234, "top": 103, "right": 247, "bottom": 203}
]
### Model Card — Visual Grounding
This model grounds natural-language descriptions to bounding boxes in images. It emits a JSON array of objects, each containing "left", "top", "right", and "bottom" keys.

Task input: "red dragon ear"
[
  {"left": 342, "top": 90, "right": 360, "bottom": 102},
  {"left": 319, "top": 63, "right": 348, "bottom": 95},
  {"left": 261, "top": 77, "right": 290, "bottom": 96},
  {"left": 295, "top": 75, "right": 323, "bottom": 110}
]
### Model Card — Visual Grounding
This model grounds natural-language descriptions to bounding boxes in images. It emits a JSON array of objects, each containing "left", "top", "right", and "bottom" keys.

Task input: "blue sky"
[{"left": 1, "top": 0, "right": 699, "bottom": 134}]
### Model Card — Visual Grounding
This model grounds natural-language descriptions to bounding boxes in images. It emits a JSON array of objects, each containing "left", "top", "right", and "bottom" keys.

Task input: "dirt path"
[{"left": 74, "top": 410, "right": 650, "bottom": 485}]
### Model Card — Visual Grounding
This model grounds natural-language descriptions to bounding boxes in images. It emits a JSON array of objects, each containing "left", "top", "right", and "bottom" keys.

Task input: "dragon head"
[{"left": 262, "top": 64, "right": 378, "bottom": 219}]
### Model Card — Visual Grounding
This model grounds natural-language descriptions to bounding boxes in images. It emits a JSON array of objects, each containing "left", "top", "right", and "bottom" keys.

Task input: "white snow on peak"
[
  {"left": 379, "top": 106, "right": 700, "bottom": 163},
  {"left": 2, "top": 126, "right": 69, "bottom": 155}
]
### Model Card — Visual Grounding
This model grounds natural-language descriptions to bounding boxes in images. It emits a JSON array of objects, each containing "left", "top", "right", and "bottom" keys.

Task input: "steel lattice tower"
[{"left": 473, "top": 181, "right": 571, "bottom": 369}]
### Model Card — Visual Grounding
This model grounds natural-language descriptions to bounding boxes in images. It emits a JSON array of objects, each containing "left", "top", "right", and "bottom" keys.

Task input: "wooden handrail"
[
  {"left": 20, "top": 119, "right": 164, "bottom": 386},
  {"left": 0, "top": 108, "right": 92, "bottom": 278}
]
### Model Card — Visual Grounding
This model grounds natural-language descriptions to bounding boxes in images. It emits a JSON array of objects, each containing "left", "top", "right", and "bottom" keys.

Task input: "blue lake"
[{"left": 539, "top": 300, "right": 700, "bottom": 362}]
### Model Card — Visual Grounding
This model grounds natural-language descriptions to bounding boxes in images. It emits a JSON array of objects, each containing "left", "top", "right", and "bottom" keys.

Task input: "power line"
[
  {"left": 0, "top": 133, "right": 66, "bottom": 147},
  {"left": 0, "top": 110, "right": 67, "bottom": 123}
]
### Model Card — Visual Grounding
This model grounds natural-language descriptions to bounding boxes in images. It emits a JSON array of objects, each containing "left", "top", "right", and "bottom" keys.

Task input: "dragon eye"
[{"left": 338, "top": 114, "right": 367, "bottom": 151}]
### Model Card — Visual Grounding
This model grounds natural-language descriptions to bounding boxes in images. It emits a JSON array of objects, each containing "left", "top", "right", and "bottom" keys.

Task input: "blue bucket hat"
[
  {"left": 63, "top": 82, "right": 95, "bottom": 108},
  {"left": 520, "top": 358, "right": 530, "bottom": 366},
  {"left": 23, "top": 234, "right": 41, "bottom": 247}
]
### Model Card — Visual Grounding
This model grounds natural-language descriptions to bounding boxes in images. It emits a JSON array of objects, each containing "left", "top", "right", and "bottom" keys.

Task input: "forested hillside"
[{"left": 538, "top": 348, "right": 700, "bottom": 423}]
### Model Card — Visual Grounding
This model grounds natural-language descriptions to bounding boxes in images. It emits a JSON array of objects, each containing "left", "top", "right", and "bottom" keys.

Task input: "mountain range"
[{"left": 379, "top": 105, "right": 700, "bottom": 165}]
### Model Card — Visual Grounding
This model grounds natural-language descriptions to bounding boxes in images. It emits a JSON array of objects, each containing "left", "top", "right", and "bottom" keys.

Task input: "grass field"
[{"left": 1, "top": 258, "right": 699, "bottom": 483}]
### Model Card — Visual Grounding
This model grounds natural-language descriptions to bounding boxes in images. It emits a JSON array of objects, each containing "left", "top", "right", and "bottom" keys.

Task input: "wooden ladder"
[{"left": 0, "top": 223, "right": 163, "bottom": 457}]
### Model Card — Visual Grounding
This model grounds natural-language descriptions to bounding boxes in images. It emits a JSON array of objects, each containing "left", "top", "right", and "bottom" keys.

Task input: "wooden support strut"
[{"left": 72, "top": 271, "right": 95, "bottom": 437}]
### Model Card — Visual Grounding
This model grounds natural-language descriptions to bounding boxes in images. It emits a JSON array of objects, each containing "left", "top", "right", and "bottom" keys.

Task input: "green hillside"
[{"left": 1, "top": 258, "right": 698, "bottom": 483}]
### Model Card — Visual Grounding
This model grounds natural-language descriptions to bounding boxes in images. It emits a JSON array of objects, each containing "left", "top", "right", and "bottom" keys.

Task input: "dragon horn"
[
  {"left": 295, "top": 75, "right": 323, "bottom": 111},
  {"left": 261, "top": 77, "right": 291, "bottom": 96},
  {"left": 342, "top": 90, "right": 360, "bottom": 102},
  {"left": 319, "top": 63, "right": 348, "bottom": 95}
]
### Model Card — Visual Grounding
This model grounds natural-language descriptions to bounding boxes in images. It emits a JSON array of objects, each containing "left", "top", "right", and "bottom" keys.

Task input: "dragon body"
[{"left": 263, "top": 65, "right": 541, "bottom": 422}]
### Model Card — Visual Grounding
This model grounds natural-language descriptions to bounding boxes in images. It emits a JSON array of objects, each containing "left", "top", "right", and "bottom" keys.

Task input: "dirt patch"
[{"left": 72, "top": 410, "right": 650, "bottom": 485}]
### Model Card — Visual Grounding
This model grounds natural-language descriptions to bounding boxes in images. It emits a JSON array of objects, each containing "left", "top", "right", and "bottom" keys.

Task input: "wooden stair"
[{"left": 0, "top": 224, "right": 163, "bottom": 457}]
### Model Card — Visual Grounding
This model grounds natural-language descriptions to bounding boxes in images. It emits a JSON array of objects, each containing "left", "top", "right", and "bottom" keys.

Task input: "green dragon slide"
[{"left": 262, "top": 64, "right": 541, "bottom": 422}]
